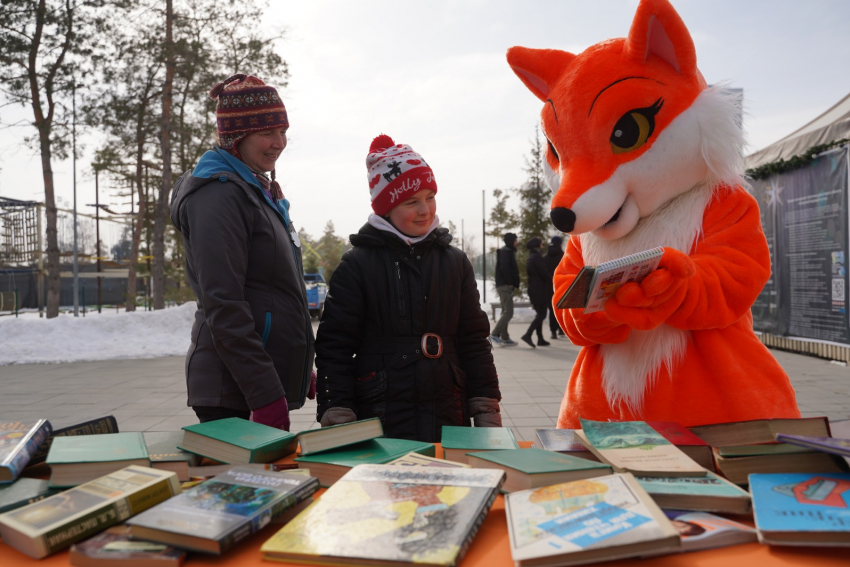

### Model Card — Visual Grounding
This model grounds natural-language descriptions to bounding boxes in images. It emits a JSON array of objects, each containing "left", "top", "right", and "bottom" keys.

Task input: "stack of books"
[{"left": 466, "top": 447, "right": 612, "bottom": 492}]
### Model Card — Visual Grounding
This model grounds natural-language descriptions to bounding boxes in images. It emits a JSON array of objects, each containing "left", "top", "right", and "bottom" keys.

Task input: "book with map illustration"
[
  {"left": 556, "top": 247, "right": 664, "bottom": 313},
  {"left": 505, "top": 473, "right": 679, "bottom": 567},
  {"left": 127, "top": 466, "right": 319, "bottom": 554},
  {"left": 261, "top": 464, "right": 505, "bottom": 567},
  {"left": 576, "top": 419, "right": 706, "bottom": 478}
]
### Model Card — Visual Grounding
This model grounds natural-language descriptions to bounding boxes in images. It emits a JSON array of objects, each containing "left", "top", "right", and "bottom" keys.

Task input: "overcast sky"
[{"left": 2, "top": 0, "right": 849, "bottom": 247}]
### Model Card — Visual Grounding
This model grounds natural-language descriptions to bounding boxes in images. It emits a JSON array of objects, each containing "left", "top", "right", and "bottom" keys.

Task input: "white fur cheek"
[
  {"left": 592, "top": 197, "right": 640, "bottom": 240},
  {"left": 543, "top": 159, "right": 561, "bottom": 195}
]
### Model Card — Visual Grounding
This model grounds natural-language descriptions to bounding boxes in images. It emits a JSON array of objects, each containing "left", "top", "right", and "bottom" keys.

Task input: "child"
[{"left": 314, "top": 135, "right": 502, "bottom": 442}]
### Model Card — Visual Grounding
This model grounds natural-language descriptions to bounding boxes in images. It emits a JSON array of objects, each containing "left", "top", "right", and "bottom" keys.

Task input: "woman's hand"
[{"left": 250, "top": 396, "right": 290, "bottom": 431}]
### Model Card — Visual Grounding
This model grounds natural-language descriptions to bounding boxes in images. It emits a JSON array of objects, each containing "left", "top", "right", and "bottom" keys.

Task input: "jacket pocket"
[
  {"left": 261, "top": 311, "right": 272, "bottom": 349},
  {"left": 354, "top": 369, "right": 387, "bottom": 419}
]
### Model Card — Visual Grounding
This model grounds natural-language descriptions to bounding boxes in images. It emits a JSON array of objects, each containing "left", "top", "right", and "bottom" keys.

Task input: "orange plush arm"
[{"left": 554, "top": 236, "right": 631, "bottom": 345}]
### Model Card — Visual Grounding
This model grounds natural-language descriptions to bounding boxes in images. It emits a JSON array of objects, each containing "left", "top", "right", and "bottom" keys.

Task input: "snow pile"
[{"left": 0, "top": 302, "right": 196, "bottom": 365}]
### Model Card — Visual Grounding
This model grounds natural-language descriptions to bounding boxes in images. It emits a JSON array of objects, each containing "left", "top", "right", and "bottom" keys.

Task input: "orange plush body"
[{"left": 507, "top": 0, "right": 800, "bottom": 428}]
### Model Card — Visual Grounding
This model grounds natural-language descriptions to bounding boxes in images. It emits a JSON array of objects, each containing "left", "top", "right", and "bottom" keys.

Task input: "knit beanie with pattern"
[{"left": 366, "top": 135, "right": 437, "bottom": 216}]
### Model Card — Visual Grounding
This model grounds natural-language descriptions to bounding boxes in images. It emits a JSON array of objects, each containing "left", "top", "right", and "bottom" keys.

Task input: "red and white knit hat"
[{"left": 366, "top": 135, "right": 437, "bottom": 216}]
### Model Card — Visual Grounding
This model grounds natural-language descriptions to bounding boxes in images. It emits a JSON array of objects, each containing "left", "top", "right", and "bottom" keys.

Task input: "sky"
[{"left": 2, "top": 0, "right": 850, "bottom": 250}]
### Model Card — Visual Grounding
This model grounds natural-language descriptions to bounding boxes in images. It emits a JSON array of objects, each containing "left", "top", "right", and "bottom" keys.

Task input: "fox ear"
[
  {"left": 623, "top": 0, "right": 697, "bottom": 78},
  {"left": 507, "top": 46, "right": 576, "bottom": 102}
]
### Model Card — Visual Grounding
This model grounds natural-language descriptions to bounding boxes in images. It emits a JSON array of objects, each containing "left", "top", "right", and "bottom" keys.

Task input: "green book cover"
[
  {"left": 441, "top": 426, "right": 519, "bottom": 451},
  {"left": 0, "top": 478, "right": 59, "bottom": 514},
  {"left": 636, "top": 472, "right": 749, "bottom": 498},
  {"left": 181, "top": 418, "right": 295, "bottom": 461},
  {"left": 468, "top": 448, "right": 611, "bottom": 475},
  {"left": 294, "top": 438, "right": 435, "bottom": 467},
  {"left": 142, "top": 432, "right": 200, "bottom": 466},
  {"left": 46, "top": 432, "right": 149, "bottom": 465}
]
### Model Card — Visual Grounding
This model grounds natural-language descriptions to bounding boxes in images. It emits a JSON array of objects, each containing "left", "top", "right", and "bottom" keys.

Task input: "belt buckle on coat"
[{"left": 421, "top": 333, "right": 443, "bottom": 359}]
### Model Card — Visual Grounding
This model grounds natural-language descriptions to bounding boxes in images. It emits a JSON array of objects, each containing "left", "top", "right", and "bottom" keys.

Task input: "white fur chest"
[{"left": 578, "top": 185, "right": 712, "bottom": 415}]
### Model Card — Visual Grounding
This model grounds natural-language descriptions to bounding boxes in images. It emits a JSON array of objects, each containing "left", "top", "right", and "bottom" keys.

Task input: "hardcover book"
[
  {"left": 688, "top": 416, "right": 830, "bottom": 448},
  {"left": 127, "top": 467, "right": 319, "bottom": 555},
  {"left": 0, "top": 465, "right": 180, "bottom": 559},
  {"left": 69, "top": 525, "right": 186, "bottom": 567},
  {"left": 179, "top": 417, "right": 297, "bottom": 464},
  {"left": 0, "top": 478, "right": 59, "bottom": 514},
  {"left": 576, "top": 419, "right": 706, "bottom": 478},
  {"left": 505, "top": 472, "right": 679, "bottom": 567},
  {"left": 143, "top": 432, "right": 201, "bottom": 481},
  {"left": 774, "top": 433, "right": 850, "bottom": 458},
  {"left": 296, "top": 417, "right": 384, "bottom": 455},
  {"left": 750, "top": 472, "right": 850, "bottom": 546},
  {"left": 261, "top": 464, "right": 506, "bottom": 567},
  {"left": 635, "top": 472, "right": 752, "bottom": 514},
  {"left": 663, "top": 510, "right": 757, "bottom": 553},
  {"left": 534, "top": 429, "right": 599, "bottom": 461},
  {"left": 388, "top": 451, "right": 471, "bottom": 468},
  {"left": 467, "top": 448, "right": 612, "bottom": 492},
  {"left": 0, "top": 419, "right": 52, "bottom": 483},
  {"left": 441, "top": 426, "right": 519, "bottom": 464},
  {"left": 47, "top": 432, "right": 150, "bottom": 487},
  {"left": 556, "top": 247, "right": 663, "bottom": 313},
  {"left": 645, "top": 421, "right": 715, "bottom": 472},
  {"left": 27, "top": 416, "right": 119, "bottom": 468},
  {"left": 295, "top": 437, "right": 436, "bottom": 487},
  {"left": 713, "top": 447, "right": 846, "bottom": 486}
]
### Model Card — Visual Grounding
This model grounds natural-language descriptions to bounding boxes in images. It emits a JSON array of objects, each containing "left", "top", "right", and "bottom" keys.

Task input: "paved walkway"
[{"left": 1, "top": 322, "right": 848, "bottom": 442}]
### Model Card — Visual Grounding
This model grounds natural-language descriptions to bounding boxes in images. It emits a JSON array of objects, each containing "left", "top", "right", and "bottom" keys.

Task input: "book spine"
[
  {"left": 2, "top": 421, "right": 52, "bottom": 481},
  {"left": 41, "top": 501, "right": 124, "bottom": 555},
  {"left": 455, "top": 486, "right": 501, "bottom": 566}
]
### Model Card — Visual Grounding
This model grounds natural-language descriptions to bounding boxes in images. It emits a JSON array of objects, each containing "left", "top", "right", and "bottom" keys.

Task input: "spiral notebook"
[{"left": 556, "top": 247, "right": 664, "bottom": 314}]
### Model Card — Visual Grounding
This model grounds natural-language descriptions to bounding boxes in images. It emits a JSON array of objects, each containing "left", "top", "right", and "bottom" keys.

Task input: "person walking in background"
[
  {"left": 491, "top": 233, "right": 519, "bottom": 347},
  {"left": 545, "top": 235, "right": 566, "bottom": 339},
  {"left": 170, "top": 74, "right": 315, "bottom": 429},
  {"left": 314, "top": 135, "right": 502, "bottom": 442},
  {"left": 521, "top": 237, "right": 551, "bottom": 348}
]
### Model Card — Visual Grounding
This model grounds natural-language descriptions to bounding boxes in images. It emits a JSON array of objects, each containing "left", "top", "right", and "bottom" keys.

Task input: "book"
[
  {"left": 388, "top": 451, "right": 471, "bottom": 468},
  {"left": 47, "top": 432, "right": 151, "bottom": 487},
  {"left": 0, "top": 465, "right": 180, "bottom": 559},
  {"left": 187, "top": 462, "right": 304, "bottom": 479},
  {"left": 712, "top": 446, "right": 846, "bottom": 485},
  {"left": 441, "top": 426, "right": 519, "bottom": 464},
  {"left": 716, "top": 442, "right": 812, "bottom": 457},
  {"left": 179, "top": 417, "right": 297, "bottom": 464},
  {"left": 467, "top": 448, "right": 612, "bottom": 493},
  {"left": 28, "top": 416, "right": 120, "bottom": 468},
  {"left": 663, "top": 509, "right": 757, "bottom": 552},
  {"left": 296, "top": 417, "right": 384, "bottom": 455},
  {"left": 143, "top": 432, "right": 201, "bottom": 481},
  {"left": 555, "top": 247, "right": 664, "bottom": 313},
  {"left": 295, "top": 437, "right": 436, "bottom": 487},
  {"left": 576, "top": 419, "right": 706, "bottom": 478},
  {"left": 505, "top": 472, "right": 680, "bottom": 567},
  {"left": 688, "top": 416, "right": 831, "bottom": 448},
  {"left": 260, "top": 464, "right": 506, "bottom": 566},
  {"left": 645, "top": 421, "right": 715, "bottom": 472},
  {"left": 0, "top": 419, "right": 52, "bottom": 483},
  {"left": 750, "top": 472, "right": 850, "bottom": 546},
  {"left": 534, "top": 429, "right": 600, "bottom": 461},
  {"left": 635, "top": 472, "right": 752, "bottom": 514},
  {"left": 127, "top": 467, "right": 319, "bottom": 555},
  {"left": 69, "top": 525, "right": 187, "bottom": 567},
  {"left": 0, "top": 478, "right": 59, "bottom": 514},
  {"left": 775, "top": 433, "right": 850, "bottom": 458}
]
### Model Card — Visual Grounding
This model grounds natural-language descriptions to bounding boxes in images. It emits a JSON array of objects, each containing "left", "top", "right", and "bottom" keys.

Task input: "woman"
[
  {"left": 170, "top": 74, "right": 314, "bottom": 429},
  {"left": 521, "top": 236, "right": 551, "bottom": 348},
  {"left": 314, "top": 135, "right": 502, "bottom": 442}
]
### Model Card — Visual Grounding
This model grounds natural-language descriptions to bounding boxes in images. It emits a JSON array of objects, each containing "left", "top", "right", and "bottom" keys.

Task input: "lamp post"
[
  {"left": 72, "top": 73, "right": 79, "bottom": 316},
  {"left": 87, "top": 165, "right": 106, "bottom": 313}
]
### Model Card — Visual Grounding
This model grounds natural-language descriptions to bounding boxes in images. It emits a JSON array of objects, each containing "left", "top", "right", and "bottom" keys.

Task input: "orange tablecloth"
[{"left": 2, "top": 443, "right": 847, "bottom": 567}]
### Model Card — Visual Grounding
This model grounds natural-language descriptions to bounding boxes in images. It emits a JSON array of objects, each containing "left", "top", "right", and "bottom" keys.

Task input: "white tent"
[{"left": 746, "top": 92, "right": 850, "bottom": 170}]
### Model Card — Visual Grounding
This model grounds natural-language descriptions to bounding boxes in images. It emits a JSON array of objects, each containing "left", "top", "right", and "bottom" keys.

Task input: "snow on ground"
[{"left": 0, "top": 302, "right": 196, "bottom": 365}]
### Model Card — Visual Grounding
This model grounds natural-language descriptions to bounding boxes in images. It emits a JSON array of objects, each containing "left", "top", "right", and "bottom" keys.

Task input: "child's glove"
[
  {"left": 571, "top": 310, "right": 631, "bottom": 343},
  {"left": 319, "top": 407, "right": 357, "bottom": 427},
  {"left": 605, "top": 247, "right": 696, "bottom": 330},
  {"left": 308, "top": 370, "right": 317, "bottom": 400},
  {"left": 250, "top": 396, "right": 290, "bottom": 431},
  {"left": 468, "top": 397, "right": 503, "bottom": 427}
]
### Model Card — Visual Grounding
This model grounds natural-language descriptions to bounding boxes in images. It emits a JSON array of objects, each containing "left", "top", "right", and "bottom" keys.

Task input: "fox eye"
[
  {"left": 610, "top": 98, "right": 663, "bottom": 154},
  {"left": 544, "top": 135, "right": 559, "bottom": 162}
]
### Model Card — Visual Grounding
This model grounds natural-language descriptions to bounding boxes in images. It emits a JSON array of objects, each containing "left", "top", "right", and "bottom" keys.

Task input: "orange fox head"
[{"left": 508, "top": 0, "right": 740, "bottom": 240}]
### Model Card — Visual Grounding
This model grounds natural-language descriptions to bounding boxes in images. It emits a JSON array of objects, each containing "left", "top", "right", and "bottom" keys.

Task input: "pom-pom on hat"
[
  {"left": 209, "top": 74, "right": 288, "bottom": 153},
  {"left": 366, "top": 134, "right": 437, "bottom": 216}
]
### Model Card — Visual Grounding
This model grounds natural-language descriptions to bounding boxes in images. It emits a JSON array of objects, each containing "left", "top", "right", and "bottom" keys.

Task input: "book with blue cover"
[
  {"left": 750, "top": 472, "right": 850, "bottom": 546},
  {"left": 0, "top": 420, "right": 52, "bottom": 483},
  {"left": 505, "top": 473, "right": 679, "bottom": 567}
]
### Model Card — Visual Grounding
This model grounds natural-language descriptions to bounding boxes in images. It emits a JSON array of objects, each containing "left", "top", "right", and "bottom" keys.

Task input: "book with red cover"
[{"left": 646, "top": 421, "right": 715, "bottom": 472}]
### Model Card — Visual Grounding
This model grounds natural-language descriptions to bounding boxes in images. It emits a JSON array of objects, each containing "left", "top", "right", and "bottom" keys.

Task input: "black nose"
[{"left": 550, "top": 207, "right": 576, "bottom": 233}]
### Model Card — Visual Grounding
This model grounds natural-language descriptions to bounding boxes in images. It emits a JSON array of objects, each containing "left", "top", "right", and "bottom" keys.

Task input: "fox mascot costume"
[{"left": 507, "top": 0, "right": 800, "bottom": 428}]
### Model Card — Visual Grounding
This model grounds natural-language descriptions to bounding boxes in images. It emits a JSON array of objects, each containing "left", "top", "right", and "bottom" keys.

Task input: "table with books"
[{"left": 1, "top": 417, "right": 849, "bottom": 567}]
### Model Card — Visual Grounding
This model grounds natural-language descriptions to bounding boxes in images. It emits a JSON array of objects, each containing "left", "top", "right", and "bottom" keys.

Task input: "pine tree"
[{"left": 513, "top": 125, "right": 552, "bottom": 291}]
